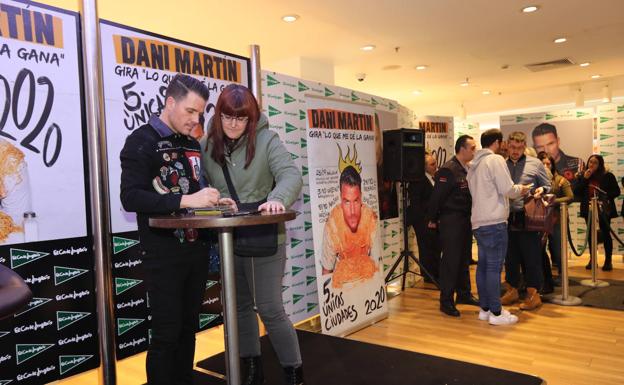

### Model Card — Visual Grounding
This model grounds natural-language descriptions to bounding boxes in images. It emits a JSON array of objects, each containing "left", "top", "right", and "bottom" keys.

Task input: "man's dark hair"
[
  {"left": 339, "top": 166, "right": 361, "bottom": 189},
  {"left": 532, "top": 123, "right": 558, "bottom": 139},
  {"left": 480, "top": 129, "right": 503, "bottom": 148},
  {"left": 455, "top": 134, "right": 474, "bottom": 154},
  {"left": 165, "top": 73, "right": 209, "bottom": 101}
]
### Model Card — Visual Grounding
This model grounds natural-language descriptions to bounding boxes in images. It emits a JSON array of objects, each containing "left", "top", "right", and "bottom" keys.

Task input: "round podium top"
[{"left": 149, "top": 210, "right": 297, "bottom": 229}]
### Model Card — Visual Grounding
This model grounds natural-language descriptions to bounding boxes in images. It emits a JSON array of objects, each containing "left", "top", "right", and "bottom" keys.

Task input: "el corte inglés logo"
[
  {"left": 268, "top": 105, "right": 281, "bottom": 117},
  {"left": 545, "top": 113, "right": 556, "bottom": 120},
  {"left": 266, "top": 74, "right": 280, "bottom": 86},
  {"left": 290, "top": 238, "right": 302, "bottom": 249},
  {"left": 57, "top": 311, "right": 90, "bottom": 330},
  {"left": 299, "top": 110, "right": 306, "bottom": 120},
  {"left": 301, "top": 166, "right": 308, "bottom": 176},
  {"left": 600, "top": 117, "right": 613, "bottom": 124},
  {"left": 117, "top": 318, "right": 144, "bottom": 336},
  {"left": 298, "top": 82, "right": 309, "bottom": 92},
  {"left": 10, "top": 248, "right": 49, "bottom": 269},
  {"left": 285, "top": 122, "right": 298, "bottom": 133},
  {"left": 515, "top": 116, "right": 527, "bottom": 123},
  {"left": 59, "top": 355, "right": 93, "bottom": 375},
  {"left": 16, "top": 344, "right": 54, "bottom": 365},
  {"left": 293, "top": 294, "right": 304, "bottom": 304},
  {"left": 306, "top": 302, "right": 318, "bottom": 312},
  {"left": 291, "top": 266, "right": 303, "bottom": 276},
  {"left": 284, "top": 93, "right": 296, "bottom": 104},
  {"left": 54, "top": 266, "right": 88, "bottom": 286},
  {"left": 576, "top": 111, "right": 589, "bottom": 118},
  {"left": 115, "top": 277, "right": 143, "bottom": 295},
  {"left": 14, "top": 297, "right": 52, "bottom": 317},
  {"left": 113, "top": 236, "right": 139, "bottom": 254},
  {"left": 324, "top": 87, "right": 334, "bottom": 97},
  {"left": 304, "top": 221, "right": 312, "bottom": 231},
  {"left": 205, "top": 280, "right": 218, "bottom": 289},
  {"left": 351, "top": 91, "right": 359, "bottom": 101},
  {"left": 305, "top": 249, "right": 314, "bottom": 258},
  {"left": 303, "top": 194, "right": 310, "bottom": 204},
  {"left": 306, "top": 276, "right": 316, "bottom": 285},
  {"left": 199, "top": 313, "right": 219, "bottom": 329},
  {"left": 600, "top": 134, "right": 613, "bottom": 141}
]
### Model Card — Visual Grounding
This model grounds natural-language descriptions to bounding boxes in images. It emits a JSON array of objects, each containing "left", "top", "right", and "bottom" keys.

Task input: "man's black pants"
[
  {"left": 438, "top": 213, "right": 472, "bottom": 304},
  {"left": 506, "top": 230, "right": 543, "bottom": 290},
  {"left": 143, "top": 245, "right": 210, "bottom": 385},
  {"left": 411, "top": 216, "right": 440, "bottom": 282}
]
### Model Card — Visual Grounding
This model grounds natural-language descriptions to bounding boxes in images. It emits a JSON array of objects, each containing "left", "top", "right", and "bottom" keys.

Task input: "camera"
[{"left": 356, "top": 73, "right": 366, "bottom": 82}]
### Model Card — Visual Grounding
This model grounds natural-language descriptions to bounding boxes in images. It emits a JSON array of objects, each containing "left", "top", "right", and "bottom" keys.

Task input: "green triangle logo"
[
  {"left": 16, "top": 344, "right": 54, "bottom": 365},
  {"left": 284, "top": 93, "right": 296, "bottom": 104},
  {"left": 307, "top": 302, "right": 318, "bottom": 312},
  {"left": 290, "top": 238, "right": 303, "bottom": 248},
  {"left": 383, "top": 242, "right": 390, "bottom": 251},
  {"left": 516, "top": 116, "right": 526, "bottom": 123},
  {"left": 300, "top": 138, "right": 307, "bottom": 148},
  {"left": 383, "top": 264, "right": 390, "bottom": 272},
  {"left": 54, "top": 266, "right": 88, "bottom": 286},
  {"left": 285, "top": 122, "right": 298, "bottom": 133},
  {"left": 205, "top": 280, "right": 218, "bottom": 289},
  {"left": 600, "top": 134, "right": 613, "bottom": 141},
  {"left": 324, "top": 87, "right": 335, "bottom": 97},
  {"left": 618, "top": 228, "right": 624, "bottom": 235},
  {"left": 113, "top": 236, "right": 139, "bottom": 254},
  {"left": 282, "top": 285, "right": 289, "bottom": 292},
  {"left": 292, "top": 266, "right": 303, "bottom": 276},
  {"left": 115, "top": 277, "right": 143, "bottom": 295},
  {"left": 10, "top": 248, "right": 49, "bottom": 269},
  {"left": 57, "top": 311, "right": 90, "bottom": 330},
  {"left": 391, "top": 230, "right": 398, "bottom": 238},
  {"left": 117, "top": 318, "right": 144, "bottom": 336},
  {"left": 298, "top": 81, "right": 309, "bottom": 92},
  {"left": 304, "top": 221, "right": 312, "bottom": 231},
  {"left": 306, "top": 276, "right": 316, "bottom": 286},
  {"left": 59, "top": 355, "right": 93, "bottom": 375},
  {"left": 199, "top": 313, "right": 219, "bottom": 329},
  {"left": 617, "top": 124, "right": 624, "bottom": 131},
  {"left": 617, "top": 105, "right": 624, "bottom": 113},
  {"left": 269, "top": 105, "right": 281, "bottom": 117},
  {"left": 303, "top": 194, "right": 310, "bottom": 204},
  {"left": 389, "top": 102, "right": 396, "bottom": 111},
  {"left": 299, "top": 110, "right": 306, "bottom": 120},
  {"left": 290, "top": 152, "right": 299, "bottom": 160},
  {"left": 576, "top": 111, "right": 589, "bottom": 118},
  {"left": 617, "top": 141, "right": 624, "bottom": 148},
  {"left": 468, "top": 124, "right": 475, "bottom": 129},
  {"left": 371, "top": 98, "right": 379, "bottom": 106},
  {"left": 351, "top": 91, "right": 360, "bottom": 102},
  {"left": 267, "top": 75, "right": 280, "bottom": 87},
  {"left": 600, "top": 151, "right": 612, "bottom": 157},
  {"left": 0, "top": 380, "right": 13, "bottom": 385},
  {"left": 391, "top": 251, "right": 398, "bottom": 258},
  {"left": 577, "top": 228, "right": 586, "bottom": 234},
  {"left": 545, "top": 113, "right": 556, "bottom": 120},
  {"left": 618, "top": 159, "right": 624, "bottom": 166},
  {"left": 14, "top": 297, "right": 52, "bottom": 317},
  {"left": 305, "top": 249, "right": 314, "bottom": 258},
  {"left": 456, "top": 131, "right": 465, "bottom": 137},
  {"left": 302, "top": 166, "right": 308, "bottom": 176},
  {"left": 293, "top": 294, "right": 305, "bottom": 304},
  {"left": 0, "top": 331, "right": 8, "bottom": 339},
  {"left": 600, "top": 116, "right": 613, "bottom": 124},
  {"left": 383, "top": 221, "right": 390, "bottom": 229}
]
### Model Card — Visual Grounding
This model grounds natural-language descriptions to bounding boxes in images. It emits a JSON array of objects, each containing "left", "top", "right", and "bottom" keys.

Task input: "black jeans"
[
  {"left": 143, "top": 245, "right": 210, "bottom": 385},
  {"left": 410, "top": 216, "right": 440, "bottom": 281},
  {"left": 586, "top": 215, "right": 613, "bottom": 264},
  {"left": 506, "top": 230, "right": 543, "bottom": 290},
  {"left": 438, "top": 213, "right": 472, "bottom": 304}
]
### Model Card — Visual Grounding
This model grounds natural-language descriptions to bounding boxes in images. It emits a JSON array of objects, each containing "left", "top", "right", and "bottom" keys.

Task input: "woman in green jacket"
[{"left": 201, "top": 84, "right": 303, "bottom": 385}]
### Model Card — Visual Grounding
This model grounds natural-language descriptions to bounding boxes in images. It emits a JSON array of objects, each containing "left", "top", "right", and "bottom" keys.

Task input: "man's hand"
[
  {"left": 180, "top": 187, "right": 220, "bottom": 208},
  {"left": 218, "top": 197, "right": 237, "bottom": 212},
  {"left": 258, "top": 200, "right": 285, "bottom": 212},
  {"left": 533, "top": 186, "right": 544, "bottom": 199}
]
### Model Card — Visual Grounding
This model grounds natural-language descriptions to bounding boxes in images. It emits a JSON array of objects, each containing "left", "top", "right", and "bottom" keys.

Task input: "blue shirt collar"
[{"left": 149, "top": 114, "right": 175, "bottom": 138}]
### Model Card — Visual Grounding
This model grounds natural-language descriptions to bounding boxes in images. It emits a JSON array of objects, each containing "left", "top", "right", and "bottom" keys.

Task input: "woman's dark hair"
[
  {"left": 586, "top": 154, "right": 606, "bottom": 178},
  {"left": 207, "top": 84, "right": 260, "bottom": 168},
  {"left": 537, "top": 151, "right": 557, "bottom": 176}
]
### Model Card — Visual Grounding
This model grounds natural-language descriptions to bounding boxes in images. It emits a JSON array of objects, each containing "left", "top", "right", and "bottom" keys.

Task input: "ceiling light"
[
  {"left": 460, "top": 78, "right": 469, "bottom": 87},
  {"left": 553, "top": 37, "right": 567, "bottom": 44},
  {"left": 482, "top": 90, "right": 491, "bottom": 95},
  {"left": 579, "top": 62, "right": 590, "bottom": 67},
  {"left": 360, "top": 45, "right": 376, "bottom": 51},
  {"left": 522, "top": 5, "right": 539, "bottom": 13},
  {"left": 415, "top": 65, "right": 428, "bottom": 70},
  {"left": 282, "top": 14, "right": 299, "bottom": 23},
  {"left": 412, "top": 90, "right": 423, "bottom": 95},
  {"left": 591, "top": 74, "right": 601, "bottom": 79}
]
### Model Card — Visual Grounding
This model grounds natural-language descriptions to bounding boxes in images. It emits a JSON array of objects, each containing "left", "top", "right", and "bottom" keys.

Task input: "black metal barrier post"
[
  {"left": 580, "top": 197, "right": 609, "bottom": 288},
  {"left": 549, "top": 203, "right": 582, "bottom": 306}
]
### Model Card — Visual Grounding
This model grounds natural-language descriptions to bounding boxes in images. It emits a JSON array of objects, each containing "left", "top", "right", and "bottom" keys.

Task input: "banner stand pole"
[
  {"left": 549, "top": 203, "right": 581, "bottom": 306},
  {"left": 80, "top": 1, "right": 117, "bottom": 384},
  {"left": 250, "top": 45, "right": 262, "bottom": 107},
  {"left": 581, "top": 197, "right": 609, "bottom": 288}
]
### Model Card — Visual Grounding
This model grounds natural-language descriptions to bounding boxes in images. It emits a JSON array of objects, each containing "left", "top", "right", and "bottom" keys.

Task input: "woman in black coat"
[{"left": 573, "top": 154, "right": 620, "bottom": 271}]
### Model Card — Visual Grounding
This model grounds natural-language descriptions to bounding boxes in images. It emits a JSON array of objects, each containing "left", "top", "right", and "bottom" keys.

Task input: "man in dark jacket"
[
  {"left": 120, "top": 74, "right": 233, "bottom": 385},
  {"left": 427, "top": 135, "right": 478, "bottom": 316}
]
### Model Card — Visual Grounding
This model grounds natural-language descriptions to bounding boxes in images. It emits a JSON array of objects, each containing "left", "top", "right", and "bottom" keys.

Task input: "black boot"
[
  {"left": 241, "top": 356, "right": 264, "bottom": 385},
  {"left": 283, "top": 365, "right": 304, "bottom": 385}
]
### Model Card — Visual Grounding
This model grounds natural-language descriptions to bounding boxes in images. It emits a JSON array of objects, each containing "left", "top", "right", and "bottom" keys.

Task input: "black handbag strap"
[{"left": 221, "top": 163, "right": 240, "bottom": 204}]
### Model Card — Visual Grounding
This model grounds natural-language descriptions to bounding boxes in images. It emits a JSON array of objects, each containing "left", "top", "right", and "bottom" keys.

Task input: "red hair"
[{"left": 208, "top": 84, "right": 260, "bottom": 168}]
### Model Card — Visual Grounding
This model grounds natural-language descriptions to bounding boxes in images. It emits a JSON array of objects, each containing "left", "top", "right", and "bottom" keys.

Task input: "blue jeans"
[{"left": 474, "top": 223, "right": 508, "bottom": 314}]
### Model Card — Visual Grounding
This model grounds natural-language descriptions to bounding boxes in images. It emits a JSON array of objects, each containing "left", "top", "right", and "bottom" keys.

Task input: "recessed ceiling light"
[
  {"left": 579, "top": 62, "right": 590, "bottom": 67},
  {"left": 554, "top": 37, "right": 567, "bottom": 44},
  {"left": 360, "top": 45, "right": 376, "bottom": 51},
  {"left": 415, "top": 65, "right": 428, "bottom": 70},
  {"left": 412, "top": 90, "right": 423, "bottom": 95},
  {"left": 522, "top": 5, "right": 539, "bottom": 13},
  {"left": 282, "top": 14, "right": 299, "bottom": 23},
  {"left": 482, "top": 90, "right": 491, "bottom": 95},
  {"left": 591, "top": 74, "right": 601, "bottom": 79}
]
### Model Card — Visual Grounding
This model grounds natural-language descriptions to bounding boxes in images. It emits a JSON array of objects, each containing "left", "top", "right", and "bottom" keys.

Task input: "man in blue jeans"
[{"left": 467, "top": 129, "right": 530, "bottom": 325}]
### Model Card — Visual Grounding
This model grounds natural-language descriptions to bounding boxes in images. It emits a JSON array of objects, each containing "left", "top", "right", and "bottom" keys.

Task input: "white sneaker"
[
  {"left": 488, "top": 308, "right": 518, "bottom": 326},
  {"left": 478, "top": 309, "right": 490, "bottom": 321}
]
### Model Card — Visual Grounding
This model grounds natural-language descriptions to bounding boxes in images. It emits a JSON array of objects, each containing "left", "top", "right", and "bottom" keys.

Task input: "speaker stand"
[{"left": 385, "top": 182, "right": 440, "bottom": 291}]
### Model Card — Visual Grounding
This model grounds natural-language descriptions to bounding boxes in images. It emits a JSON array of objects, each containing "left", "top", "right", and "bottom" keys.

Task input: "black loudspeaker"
[{"left": 383, "top": 128, "right": 426, "bottom": 182}]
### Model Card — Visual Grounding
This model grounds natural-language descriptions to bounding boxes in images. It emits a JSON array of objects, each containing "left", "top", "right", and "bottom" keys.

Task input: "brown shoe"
[
  {"left": 501, "top": 286, "right": 519, "bottom": 305},
  {"left": 519, "top": 287, "right": 542, "bottom": 310}
]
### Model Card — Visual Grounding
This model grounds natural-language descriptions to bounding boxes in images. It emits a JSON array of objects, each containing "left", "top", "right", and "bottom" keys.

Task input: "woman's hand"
[
  {"left": 259, "top": 200, "right": 285, "bottom": 212},
  {"left": 218, "top": 197, "right": 238, "bottom": 212},
  {"left": 583, "top": 169, "right": 593, "bottom": 179}
]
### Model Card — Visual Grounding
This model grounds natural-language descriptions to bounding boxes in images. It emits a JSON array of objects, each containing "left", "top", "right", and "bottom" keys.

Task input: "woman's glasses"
[{"left": 221, "top": 114, "right": 249, "bottom": 124}]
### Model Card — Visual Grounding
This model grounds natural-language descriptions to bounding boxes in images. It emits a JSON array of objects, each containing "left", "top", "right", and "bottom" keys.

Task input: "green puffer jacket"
[{"left": 200, "top": 113, "right": 302, "bottom": 243}]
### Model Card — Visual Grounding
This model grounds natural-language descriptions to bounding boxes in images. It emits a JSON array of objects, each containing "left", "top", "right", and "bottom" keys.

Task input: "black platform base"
[{"left": 196, "top": 330, "right": 543, "bottom": 385}]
